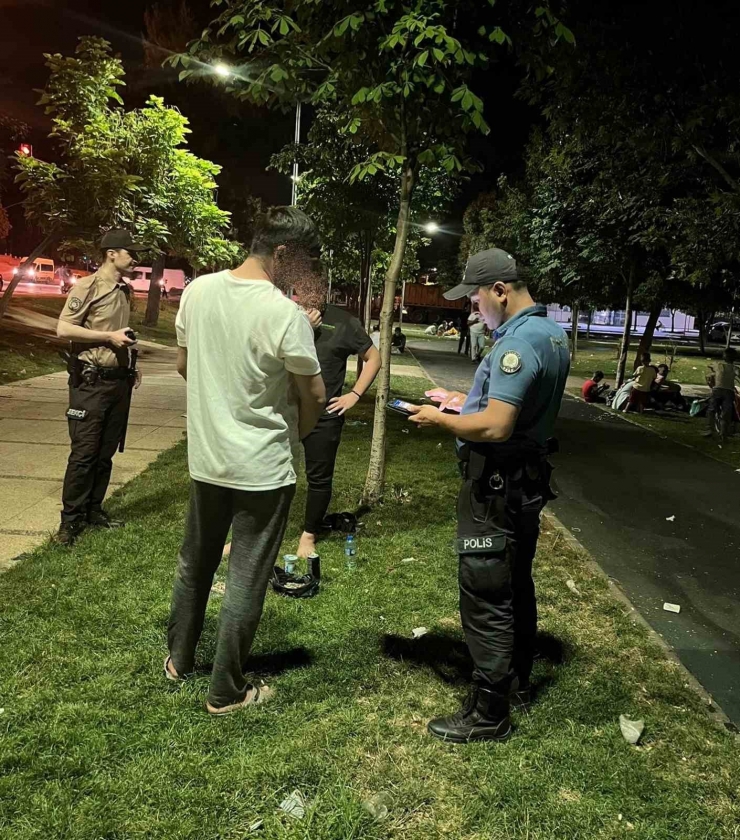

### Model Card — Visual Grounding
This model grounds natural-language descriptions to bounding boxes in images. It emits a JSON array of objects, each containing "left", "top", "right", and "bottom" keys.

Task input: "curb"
[{"left": 544, "top": 510, "right": 738, "bottom": 736}]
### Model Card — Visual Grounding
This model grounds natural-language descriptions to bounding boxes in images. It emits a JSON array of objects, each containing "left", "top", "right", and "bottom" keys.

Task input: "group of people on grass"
[{"left": 580, "top": 348, "right": 739, "bottom": 437}]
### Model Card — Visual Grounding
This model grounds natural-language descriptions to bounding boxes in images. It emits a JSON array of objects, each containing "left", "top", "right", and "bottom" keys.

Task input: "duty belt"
[
  {"left": 81, "top": 364, "right": 133, "bottom": 381},
  {"left": 457, "top": 438, "right": 559, "bottom": 502}
]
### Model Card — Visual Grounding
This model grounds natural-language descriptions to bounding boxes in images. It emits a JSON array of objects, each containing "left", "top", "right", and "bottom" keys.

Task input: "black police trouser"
[
  {"left": 302, "top": 415, "right": 345, "bottom": 534},
  {"left": 457, "top": 476, "right": 544, "bottom": 692},
  {"left": 62, "top": 379, "right": 131, "bottom": 524}
]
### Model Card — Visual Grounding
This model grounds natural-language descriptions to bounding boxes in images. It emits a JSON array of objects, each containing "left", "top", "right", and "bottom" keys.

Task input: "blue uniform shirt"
[{"left": 461, "top": 304, "right": 570, "bottom": 447}]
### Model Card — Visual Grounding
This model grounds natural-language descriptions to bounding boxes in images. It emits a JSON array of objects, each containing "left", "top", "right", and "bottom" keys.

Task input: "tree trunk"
[
  {"left": 570, "top": 300, "right": 580, "bottom": 362},
  {"left": 671, "top": 309, "right": 676, "bottom": 333},
  {"left": 362, "top": 162, "right": 415, "bottom": 506},
  {"left": 587, "top": 309, "right": 592, "bottom": 340},
  {"left": 615, "top": 269, "right": 634, "bottom": 388},
  {"left": 698, "top": 312, "right": 706, "bottom": 355},
  {"left": 0, "top": 231, "right": 59, "bottom": 321},
  {"left": 143, "top": 254, "right": 165, "bottom": 327},
  {"left": 632, "top": 302, "right": 662, "bottom": 369},
  {"left": 726, "top": 301, "right": 736, "bottom": 351}
]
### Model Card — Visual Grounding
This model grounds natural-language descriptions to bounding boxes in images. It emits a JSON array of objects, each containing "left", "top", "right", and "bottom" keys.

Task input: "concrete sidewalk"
[{"left": 0, "top": 342, "right": 186, "bottom": 571}]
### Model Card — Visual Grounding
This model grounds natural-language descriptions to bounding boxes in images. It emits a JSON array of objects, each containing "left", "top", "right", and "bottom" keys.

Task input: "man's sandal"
[
  {"left": 206, "top": 684, "right": 273, "bottom": 716},
  {"left": 164, "top": 655, "right": 184, "bottom": 683}
]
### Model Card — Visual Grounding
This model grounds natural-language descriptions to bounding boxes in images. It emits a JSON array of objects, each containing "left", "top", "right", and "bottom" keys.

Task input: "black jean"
[
  {"left": 302, "top": 415, "right": 345, "bottom": 534},
  {"left": 168, "top": 479, "right": 295, "bottom": 708},
  {"left": 456, "top": 476, "right": 544, "bottom": 692},
  {"left": 62, "top": 378, "right": 131, "bottom": 524},
  {"left": 458, "top": 330, "right": 470, "bottom": 356}
]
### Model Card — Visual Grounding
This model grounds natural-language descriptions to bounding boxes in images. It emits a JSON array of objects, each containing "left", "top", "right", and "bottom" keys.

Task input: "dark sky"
[{"left": 0, "top": 0, "right": 535, "bottom": 263}]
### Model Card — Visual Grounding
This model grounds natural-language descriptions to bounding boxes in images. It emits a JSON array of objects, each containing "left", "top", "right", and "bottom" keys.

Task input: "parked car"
[
  {"left": 708, "top": 320, "right": 740, "bottom": 344},
  {"left": 128, "top": 266, "right": 186, "bottom": 297}
]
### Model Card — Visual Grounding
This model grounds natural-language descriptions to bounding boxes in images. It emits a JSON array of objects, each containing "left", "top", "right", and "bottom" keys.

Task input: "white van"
[
  {"left": 129, "top": 266, "right": 186, "bottom": 297},
  {"left": 14, "top": 257, "right": 55, "bottom": 284}
]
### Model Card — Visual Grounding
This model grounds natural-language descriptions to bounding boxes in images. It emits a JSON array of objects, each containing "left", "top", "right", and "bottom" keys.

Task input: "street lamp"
[
  {"left": 214, "top": 63, "right": 231, "bottom": 78},
  {"left": 424, "top": 221, "right": 439, "bottom": 235}
]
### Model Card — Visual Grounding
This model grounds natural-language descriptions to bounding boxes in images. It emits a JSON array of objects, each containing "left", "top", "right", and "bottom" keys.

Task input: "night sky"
[{"left": 0, "top": 0, "right": 536, "bottom": 262}]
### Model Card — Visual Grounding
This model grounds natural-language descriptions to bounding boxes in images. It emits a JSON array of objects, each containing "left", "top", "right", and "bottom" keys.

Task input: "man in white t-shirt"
[{"left": 165, "top": 207, "right": 326, "bottom": 715}]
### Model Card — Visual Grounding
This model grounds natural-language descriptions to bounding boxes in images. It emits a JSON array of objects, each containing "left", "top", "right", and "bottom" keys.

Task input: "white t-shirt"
[{"left": 176, "top": 271, "right": 321, "bottom": 491}]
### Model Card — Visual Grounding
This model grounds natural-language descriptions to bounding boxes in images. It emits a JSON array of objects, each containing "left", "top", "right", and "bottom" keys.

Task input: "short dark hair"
[
  {"left": 724, "top": 347, "right": 737, "bottom": 362},
  {"left": 657, "top": 364, "right": 669, "bottom": 374},
  {"left": 593, "top": 370, "right": 604, "bottom": 381},
  {"left": 250, "top": 206, "right": 321, "bottom": 259}
]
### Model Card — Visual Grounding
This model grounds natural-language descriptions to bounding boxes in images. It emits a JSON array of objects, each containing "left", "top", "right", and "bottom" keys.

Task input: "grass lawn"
[
  {"left": 0, "top": 328, "right": 66, "bottom": 385},
  {"left": 0, "top": 296, "right": 180, "bottom": 385},
  {"left": 570, "top": 342, "right": 724, "bottom": 387},
  {"left": 1, "top": 376, "right": 739, "bottom": 839}
]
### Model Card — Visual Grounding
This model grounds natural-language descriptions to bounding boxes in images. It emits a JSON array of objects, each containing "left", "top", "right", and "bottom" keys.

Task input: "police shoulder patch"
[
  {"left": 68, "top": 297, "right": 83, "bottom": 313},
  {"left": 500, "top": 350, "right": 522, "bottom": 374}
]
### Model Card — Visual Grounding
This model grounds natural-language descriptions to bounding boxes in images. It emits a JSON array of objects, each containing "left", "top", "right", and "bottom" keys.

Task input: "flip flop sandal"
[
  {"left": 206, "top": 684, "right": 273, "bottom": 716},
  {"left": 164, "top": 655, "right": 184, "bottom": 683}
]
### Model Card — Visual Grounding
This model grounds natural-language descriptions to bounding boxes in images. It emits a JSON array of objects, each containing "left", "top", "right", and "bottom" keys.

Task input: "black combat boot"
[
  {"left": 87, "top": 509, "right": 124, "bottom": 529},
  {"left": 427, "top": 685, "right": 512, "bottom": 744},
  {"left": 53, "top": 520, "right": 86, "bottom": 547}
]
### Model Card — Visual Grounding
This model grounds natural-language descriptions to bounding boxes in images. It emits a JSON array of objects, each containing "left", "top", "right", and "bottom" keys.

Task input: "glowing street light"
[
  {"left": 424, "top": 221, "right": 439, "bottom": 235},
  {"left": 214, "top": 63, "right": 231, "bottom": 78}
]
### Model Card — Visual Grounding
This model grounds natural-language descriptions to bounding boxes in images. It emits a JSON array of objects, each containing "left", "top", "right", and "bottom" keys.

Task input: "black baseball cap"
[
  {"left": 100, "top": 230, "right": 146, "bottom": 253},
  {"left": 444, "top": 248, "right": 520, "bottom": 300}
]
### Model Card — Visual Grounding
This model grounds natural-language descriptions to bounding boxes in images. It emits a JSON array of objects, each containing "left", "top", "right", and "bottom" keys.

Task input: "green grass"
[
  {"left": 0, "top": 296, "right": 180, "bottom": 385},
  {"left": 571, "top": 342, "right": 723, "bottom": 387},
  {"left": 0, "top": 329, "right": 66, "bottom": 385},
  {"left": 1, "top": 376, "right": 739, "bottom": 839}
]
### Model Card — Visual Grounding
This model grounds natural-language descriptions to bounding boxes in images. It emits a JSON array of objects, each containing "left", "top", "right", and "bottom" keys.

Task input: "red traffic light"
[{"left": 18, "top": 143, "right": 33, "bottom": 157}]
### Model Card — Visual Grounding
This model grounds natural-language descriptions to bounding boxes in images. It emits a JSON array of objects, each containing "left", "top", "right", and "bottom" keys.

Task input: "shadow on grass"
[
  {"left": 382, "top": 630, "right": 567, "bottom": 688},
  {"left": 190, "top": 647, "right": 313, "bottom": 679}
]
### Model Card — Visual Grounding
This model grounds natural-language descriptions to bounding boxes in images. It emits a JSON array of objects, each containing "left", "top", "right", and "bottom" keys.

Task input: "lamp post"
[{"left": 291, "top": 102, "right": 302, "bottom": 206}]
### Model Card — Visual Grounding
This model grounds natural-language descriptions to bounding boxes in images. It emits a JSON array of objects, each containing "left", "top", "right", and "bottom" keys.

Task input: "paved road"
[{"left": 410, "top": 339, "right": 740, "bottom": 726}]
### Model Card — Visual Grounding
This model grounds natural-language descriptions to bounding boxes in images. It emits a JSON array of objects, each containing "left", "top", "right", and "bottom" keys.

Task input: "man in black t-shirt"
[{"left": 297, "top": 303, "right": 381, "bottom": 559}]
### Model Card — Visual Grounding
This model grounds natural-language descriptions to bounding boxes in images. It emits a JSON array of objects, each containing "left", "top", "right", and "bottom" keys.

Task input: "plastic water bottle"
[{"left": 344, "top": 534, "right": 357, "bottom": 570}]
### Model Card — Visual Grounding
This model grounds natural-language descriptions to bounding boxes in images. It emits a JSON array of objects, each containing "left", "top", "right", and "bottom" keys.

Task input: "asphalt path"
[{"left": 409, "top": 338, "right": 740, "bottom": 727}]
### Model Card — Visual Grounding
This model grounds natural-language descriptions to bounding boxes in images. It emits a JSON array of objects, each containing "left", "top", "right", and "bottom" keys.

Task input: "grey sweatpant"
[{"left": 168, "top": 479, "right": 295, "bottom": 708}]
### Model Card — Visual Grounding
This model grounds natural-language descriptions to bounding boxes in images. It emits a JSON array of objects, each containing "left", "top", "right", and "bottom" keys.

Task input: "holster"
[{"left": 65, "top": 354, "right": 84, "bottom": 388}]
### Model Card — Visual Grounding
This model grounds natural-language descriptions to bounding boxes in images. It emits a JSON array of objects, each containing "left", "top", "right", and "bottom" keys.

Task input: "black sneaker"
[
  {"left": 87, "top": 510, "right": 124, "bottom": 529},
  {"left": 53, "top": 521, "right": 86, "bottom": 546},
  {"left": 427, "top": 686, "right": 512, "bottom": 744}
]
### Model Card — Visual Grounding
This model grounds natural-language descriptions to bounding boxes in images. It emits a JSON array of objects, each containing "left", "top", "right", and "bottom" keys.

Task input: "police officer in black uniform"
[
  {"left": 408, "top": 249, "right": 570, "bottom": 743},
  {"left": 54, "top": 230, "right": 144, "bottom": 546}
]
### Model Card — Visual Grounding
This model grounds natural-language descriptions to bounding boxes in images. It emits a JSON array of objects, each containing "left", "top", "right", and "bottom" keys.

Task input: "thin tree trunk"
[
  {"left": 144, "top": 254, "right": 165, "bottom": 327},
  {"left": 587, "top": 309, "right": 592, "bottom": 340},
  {"left": 632, "top": 302, "right": 662, "bottom": 369},
  {"left": 362, "top": 162, "right": 415, "bottom": 506},
  {"left": 0, "top": 232, "right": 59, "bottom": 321},
  {"left": 671, "top": 309, "right": 676, "bottom": 333},
  {"left": 726, "top": 301, "right": 736, "bottom": 351},
  {"left": 570, "top": 300, "right": 580, "bottom": 362},
  {"left": 698, "top": 311, "right": 706, "bottom": 355},
  {"left": 615, "top": 269, "right": 634, "bottom": 388}
]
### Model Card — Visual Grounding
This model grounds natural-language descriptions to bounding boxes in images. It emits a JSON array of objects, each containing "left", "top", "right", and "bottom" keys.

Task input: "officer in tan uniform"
[{"left": 54, "top": 230, "right": 144, "bottom": 545}]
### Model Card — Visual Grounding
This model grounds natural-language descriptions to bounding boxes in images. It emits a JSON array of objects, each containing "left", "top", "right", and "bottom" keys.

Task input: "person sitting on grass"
[
  {"left": 625, "top": 352, "right": 657, "bottom": 413},
  {"left": 652, "top": 363, "right": 685, "bottom": 410},
  {"left": 392, "top": 326, "right": 407, "bottom": 353},
  {"left": 424, "top": 322, "right": 438, "bottom": 336},
  {"left": 581, "top": 370, "right": 609, "bottom": 403}
]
